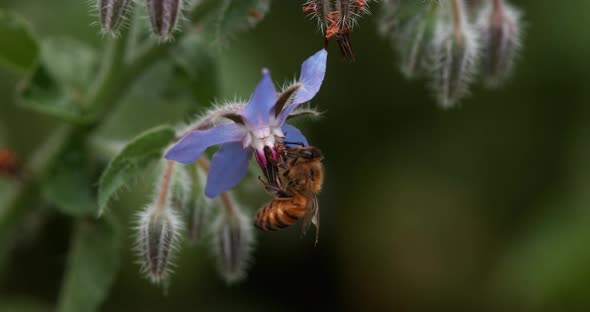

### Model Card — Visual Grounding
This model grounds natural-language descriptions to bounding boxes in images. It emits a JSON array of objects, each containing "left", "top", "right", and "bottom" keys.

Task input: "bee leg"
[{"left": 258, "top": 177, "right": 293, "bottom": 198}]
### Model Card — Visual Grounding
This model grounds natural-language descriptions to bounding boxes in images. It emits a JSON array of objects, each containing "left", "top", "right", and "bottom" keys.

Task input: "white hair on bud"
[
  {"left": 145, "top": 0, "right": 189, "bottom": 41},
  {"left": 377, "top": 0, "right": 400, "bottom": 36},
  {"left": 134, "top": 160, "right": 185, "bottom": 287},
  {"left": 304, "top": 0, "right": 372, "bottom": 37},
  {"left": 429, "top": 0, "right": 481, "bottom": 108},
  {"left": 88, "top": 0, "right": 134, "bottom": 37},
  {"left": 211, "top": 200, "right": 255, "bottom": 284},
  {"left": 478, "top": 0, "right": 523, "bottom": 88},
  {"left": 134, "top": 204, "right": 184, "bottom": 286}
]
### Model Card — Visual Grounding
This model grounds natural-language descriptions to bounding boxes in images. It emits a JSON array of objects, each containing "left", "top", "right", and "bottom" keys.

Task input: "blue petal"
[
  {"left": 205, "top": 142, "right": 252, "bottom": 198},
  {"left": 241, "top": 69, "right": 278, "bottom": 127},
  {"left": 277, "top": 49, "right": 327, "bottom": 125},
  {"left": 282, "top": 123, "right": 309, "bottom": 146},
  {"left": 165, "top": 123, "right": 244, "bottom": 164}
]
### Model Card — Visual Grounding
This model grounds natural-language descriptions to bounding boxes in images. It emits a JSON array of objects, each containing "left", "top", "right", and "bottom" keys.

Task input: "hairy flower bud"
[
  {"left": 97, "top": 0, "right": 133, "bottom": 34},
  {"left": 377, "top": 0, "right": 400, "bottom": 35},
  {"left": 380, "top": 1, "right": 438, "bottom": 79},
  {"left": 212, "top": 202, "right": 254, "bottom": 284},
  {"left": 135, "top": 204, "right": 183, "bottom": 286},
  {"left": 135, "top": 160, "right": 183, "bottom": 286},
  {"left": 430, "top": 0, "right": 480, "bottom": 108},
  {"left": 146, "top": 0, "right": 184, "bottom": 40},
  {"left": 479, "top": 0, "right": 522, "bottom": 88},
  {"left": 303, "top": 0, "right": 371, "bottom": 61},
  {"left": 186, "top": 163, "right": 211, "bottom": 243},
  {"left": 464, "top": 0, "right": 485, "bottom": 19}
]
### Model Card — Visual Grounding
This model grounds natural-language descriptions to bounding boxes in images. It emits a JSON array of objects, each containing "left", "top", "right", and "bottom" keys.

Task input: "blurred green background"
[{"left": 2, "top": 0, "right": 590, "bottom": 311}]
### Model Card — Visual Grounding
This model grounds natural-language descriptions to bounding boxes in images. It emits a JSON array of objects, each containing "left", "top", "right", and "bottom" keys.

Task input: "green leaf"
[
  {"left": 98, "top": 125, "right": 177, "bottom": 215},
  {"left": 170, "top": 33, "right": 220, "bottom": 110},
  {"left": 217, "top": 0, "right": 269, "bottom": 35},
  {"left": 17, "top": 37, "right": 97, "bottom": 123},
  {"left": 197, "top": 0, "right": 269, "bottom": 44},
  {"left": 0, "top": 10, "right": 39, "bottom": 73},
  {"left": 41, "top": 141, "right": 96, "bottom": 217},
  {"left": 57, "top": 217, "right": 121, "bottom": 312}
]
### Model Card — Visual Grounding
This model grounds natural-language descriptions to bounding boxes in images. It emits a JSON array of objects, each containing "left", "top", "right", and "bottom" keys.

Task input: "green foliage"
[
  {"left": 56, "top": 217, "right": 121, "bottom": 312},
  {"left": 0, "top": 298, "right": 51, "bottom": 312},
  {"left": 0, "top": 10, "right": 38, "bottom": 73},
  {"left": 17, "top": 37, "right": 97, "bottom": 123},
  {"left": 196, "top": 0, "right": 269, "bottom": 43},
  {"left": 216, "top": 0, "right": 269, "bottom": 34},
  {"left": 171, "top": 33, "right": 220, "bottom": 109},
  {"left": 98, "top": 125, "right": 177, "bottom": 215},
  {"left": 41, "top": 140, "right": 96, "bottom": 217}
]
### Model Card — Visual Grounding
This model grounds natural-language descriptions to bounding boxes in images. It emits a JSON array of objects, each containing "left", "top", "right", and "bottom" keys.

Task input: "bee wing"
[
  {"left": 301, "top": 174, "right": 320, "bottom": 246},
  {"left": 311, "top": 195, "right": 320, "bottom": 246}
]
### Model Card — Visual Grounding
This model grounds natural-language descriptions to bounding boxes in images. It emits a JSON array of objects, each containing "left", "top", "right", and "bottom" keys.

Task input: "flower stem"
[
  {"left": 154, "top": 160, "right": 175, "bottom": 222},
  {"left": 491, "top": 0, "right": 504, "bottom": 25},
  {"left": 0, "top": 3, "right": 216, "bottom": 234},
  {"left": 0, "top": 125, "right": 74, "bottom": 237},
  {"left": 451, "top": 0, "right": 464, "bottom": 42},
  {"left": 85, "top": 24, "right": 131, "bottom": 113}
]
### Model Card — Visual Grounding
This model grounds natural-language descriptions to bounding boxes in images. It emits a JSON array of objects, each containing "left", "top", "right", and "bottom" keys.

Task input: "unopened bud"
[
  {"left": 212, "top": 202, "right": 254, "bottom": 284},
  {"left": 430, "top": 0, "right": 480, "bottom": 108},
  {"left": 186, "top": 163, "right": 211, "bottom": 243},
  {"left": 479, "top": 0, "right": 522, "bottom": 88},
  {"left": 146, "top": 0, "right": 184, "bottom": 40},
  {"left": 98, "top": 0, "right": 133, "bottom": 34},
  {"left": 377, "top": 0, "right": 400, "bottom": 35},
  {"left": 464, "top": 0, "right": 485, "bottom": 19},
  {"left": 135, "top": 204, "right": 183, "bottom": 286},
  {"left": 303, "top": 0, "right": 372, "bottom": 61},
  {"left": 380, "top": 1, "right": 438, "bottom": 79}
]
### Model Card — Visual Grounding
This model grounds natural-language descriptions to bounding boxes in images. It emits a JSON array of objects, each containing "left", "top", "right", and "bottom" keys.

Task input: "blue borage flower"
[{"left": 165, "top": 49, "right": 328, "bottom": 198}]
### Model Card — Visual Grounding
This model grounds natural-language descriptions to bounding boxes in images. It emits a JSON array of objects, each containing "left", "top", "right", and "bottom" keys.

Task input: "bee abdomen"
[{"left": 255, "top": 200, "right": 304, "bottom": 232}]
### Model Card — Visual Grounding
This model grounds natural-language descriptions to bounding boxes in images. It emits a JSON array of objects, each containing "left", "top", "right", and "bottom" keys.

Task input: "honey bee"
[{"left": 255, "top": 145, "right": 324, "bottom": 244}]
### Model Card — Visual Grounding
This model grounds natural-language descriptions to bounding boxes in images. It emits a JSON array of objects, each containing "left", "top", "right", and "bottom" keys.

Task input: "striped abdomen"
[{"left": 255, "top": 195, "right": 308, "bottom": 231}]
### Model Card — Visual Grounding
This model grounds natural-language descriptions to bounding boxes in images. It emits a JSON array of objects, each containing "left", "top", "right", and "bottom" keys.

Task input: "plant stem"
[
  {"left": 0, "top": 125, "right": 73, "bottom": 237},
  {"left": 86, "top": 25, "right": 131, "bottom": 113},
  {"left": 491, "top": 0, "right": 504, "bottom": 26},
  {"left": 0, "top": 1, "right": 220, "bottom": 235},
  {"left": 451, "top": 0, "right": 463, "bottom": 42},
  {"left": 154, "top": 160, "right": 175, "bottom": 221}
]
